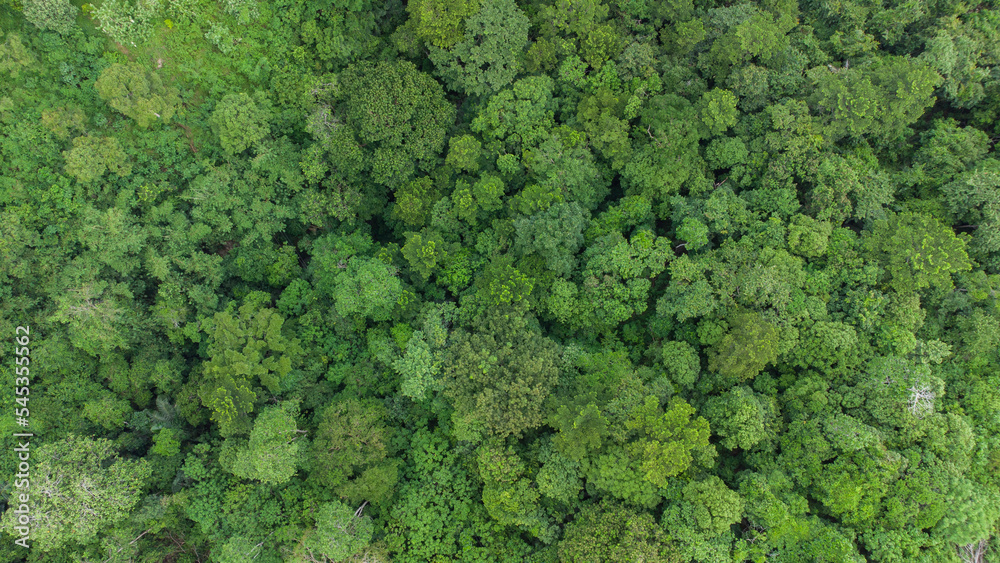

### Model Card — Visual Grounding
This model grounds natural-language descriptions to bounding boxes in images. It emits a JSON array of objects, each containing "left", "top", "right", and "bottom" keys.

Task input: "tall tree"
[{"left": 0, "top": 435, "right": 151, "bottom": 552}]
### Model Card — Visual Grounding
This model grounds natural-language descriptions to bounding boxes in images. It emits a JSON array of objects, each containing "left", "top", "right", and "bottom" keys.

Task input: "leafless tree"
[
  {"left": 958, "top": 539, "right": 990, "bottom": 563},
  {"left": 906, "top": 382, "right": 935, "bottom": 418}
]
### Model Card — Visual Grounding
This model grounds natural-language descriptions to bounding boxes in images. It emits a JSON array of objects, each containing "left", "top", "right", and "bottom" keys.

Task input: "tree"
[
  {"left": 513, "top": 202, "right": 589, "bottom": 277},
  {"left": 210, "top": 93, "right": 270, "bottom": 155},
  {"left": 429, "top": 0, "right": 530, "bottom": 97},
  {"left": 626, "top": 396, "right": 713, "bottom": 487},
  {"left": 787, "top": 214, "right": 833, "bottom": 258},
  {"left": 704, "top": 137, "right": 748, "bottom": 172},
  {"left": 551, "top": 402, "right": 609, "bottom": 461},
  {"left": 0, "top": 435, "right": 150, "bottom": 552},
  {"left": 309, "top": 398, "right": 398, "bottom": 505},
  {"left": 393, "top": 331, "right": 442, "bottom": 401},
  {"left": 698, "top": 88, "right": 739, "bottom": 136},
  {"left": 392, "top": 176, "right": 441, "bottom": 228},
  {"left": 558, "top": 500, "right": 677, "bottom": 563},
  {"left": 809, "top": 56, "right": 941, "bottom": 145},
  {"left": 864, "top": 212, "right": 972, "bottom": 293},
  {"left": 524, "top": 131, "right": 610, "bottom": 211},
  {"left": 93, "top": 0, "right": 159, "bottom": 47},
  {"left": 656, "top": 255, "right": 719, "bottom": 324},
  {"left": 941, "top": 158, "right": 1000, "bottom": 269},
  {"left": 322, "top": 60, "right": 455, "bottom": 188},
  {"left": 385, "top": 429, "right": 477, "bottom": 562},
  {"left": 95, "top": 63, "right": 180, "bottom": 128},
  {"left": 708, "top": 309, "right": 781, "bottom": 381},
  {"left": 702, "top": 385, "right": 776, "bottom": 450},
  {"left": 676, "top": 217, "right": 710, "bottom": 251},
  {"left": 220, "top": 401, "right": 305, "bottom": 485},
  {"left": 701, "top": 3, "right": 796, "bottom": 80},
  {"left": 49, "top": 268, "right": 142, "bottom": 356},
  {"left": 906, "top": 119, "right": 990, "bottom": 192},
  {"left": 302, "top": 500, "right": 374, "bottom": 562},
  {"left": 664, "top": 475, "right": 745, "bottom": 537},
  {"left": 197, "top": 294, "right": 304, "bottom": 436},
  {"left": 401, "top": 228, "right": 450, "bottom": 281},
  {"left": 472, "top": 75, "right": 558, "bottom": 153},
  {"left": 567, "top": 229, "right": 673, "bottom": 331},
  {"left": 442, "top": 311, "right": 560, "bottom": 440},
  {"left": 23, "top": 0, "right": 76, "bottom": 34},
  {"left": 621, "top": 94, "right": 706, "bottom": 207},
  {"left": 476, "top": 442, "right": 550, "bottom": 539},
  {"left": 63, "top": 135, "right": 132, "bottom": 183},
  {"left": 445, "top": 135, "right": 482, "bottom": 173},
  {"left": 329, "top": 257, "right": 402, "bottom": 322},
  {"left": 787, "top": 320, "right": 861, "bottom": 379},
  {"left": 406, "top": 0, "right": 480, "bottom": 48}
]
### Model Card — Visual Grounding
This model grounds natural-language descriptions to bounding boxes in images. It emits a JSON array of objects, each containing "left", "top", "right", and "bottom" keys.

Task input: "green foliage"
[
  {"left": 0, "top": 435, "right": 151, "bottom": 552},
  {"left": 197, "top": 296, "right": 304, "bottom": 436},
  {"left": 864, "top": 212, "right": 972, "bottom": 293},
  {"left": 407, "top": 0, "right": 480, "bottom": 48},
  {"left": 330, "top": 257, "right": 402, "bottom": 322},
  {"left": 402, "top": 229, "right": 450, "bottom": 281},
  {"left": 698, "top": 88, "right": 739, "bottom": 136},
  {"left": 621, "top": 94, "right": 706, "bottom": 206},
  {"left": 708, "top": 309, "right": 781, "bottom": 381},
  {"left": 429, "top": 0, "right": 530, "bottom": 96},
  {"left": 446, "top": 135, "right": 482, "bottom": 173},
  {"left": 94, "top": 0, "right": 159, "bottom": 47},
  {"left": 220, "top": 400, "right": 304, "bottom": 484},
  {"left": 303, "top": 500, "right": 374, "bottom": 561},
  {"left": 810, "top": 56, "right": 942, "bottom": 145},
  {"left": 701, "top": 3, "right": 796, "bottom": 80},
  {"left": 552, "top": 402, "right": 609, "bottom": 461},
  {"left": 703, "top": 385, "right": 776, "bottom": 450},
  {"left": 558, "top": 500, "right": 677, "bottom": 563},
  {"left": 787, "top": 214, "right": 833, "bottom": 258},
  {"left": 472, "top": 75, "right": 557, "bottom": 152},
  {"left": 443, "top": 311, "right": 560, "bottom": 440},
  {"left": 210, "top": 92, "right": 270, "bottom": 155},
  {"left": 332, "top": 60, "right": 455, "bottom": 188},
  {"left": 23, "top": 0, "right": 76, "bottom": 34},
  {"left": 309, "top": 398, "right": 397, "bottom": 504},
  {"left": 514, "top": 202, "right": 589, "bottom": 277},
  {"left": 6, "top": 0, "right": 1000, "bottom": 559},
  {"left": 385, "top": 429, "right": 476, "bottom": 561},
  {"left": 626, "top": 396, "right": 713, "bottom": 486},
  {"left": 63, "top": 135, "right": 132, "bottom": 183},
  {"left": 151, "top": 428, "right": 181, "bottom": 457},
  {"left": 393, "top": 331, "right": 441, "bottom": 401},
  {"left": 95, "top": 63, "right": 180, "bottom": 128}
]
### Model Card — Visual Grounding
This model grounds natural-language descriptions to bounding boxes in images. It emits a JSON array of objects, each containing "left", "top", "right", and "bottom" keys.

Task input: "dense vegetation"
[{"left": 1, "top": 0, "right": 1000, "bottom": 561}]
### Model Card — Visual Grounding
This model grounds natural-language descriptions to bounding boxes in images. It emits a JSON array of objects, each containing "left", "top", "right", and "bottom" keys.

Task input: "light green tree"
[
  {"left": 209, "top": 92, "right": 270, "bottom": 155},
  {"left": 95, "top": 63, "right": 180, "bottom": 128},
  {"left": 197, "top": 294, "right": 304, "bottom": 436},
  {"left": 703, "top": 386, "right": 775, "bottom": 450},
  {"left": 864, "top": 212, "right": 972, "bottom": 293},
  {"left": 626, "top": 396, "right": 713, "bottom": 487},
  {"left": 220, "top": 401, "right": 305, "bottom": 485},
  {"left": 0, "top": 435, "right": 151, "bottom": 552},
  {"left": 63, "top": 135, "right": 132, "bottom": 183},
  {"left": 330, "top": 257, "right": 402, "bottom": 322},
  {"left": 698, "top": 88, "right": 739, "bottom": 136},
  {"left": 302, "top": 500, "right": 374, "bottom": 562},
  {"left": 406, "top": 0, "right": 479, "bottom": 48},
  {"left": 23, "top": 0, "right": 76, "bottom": 34}
]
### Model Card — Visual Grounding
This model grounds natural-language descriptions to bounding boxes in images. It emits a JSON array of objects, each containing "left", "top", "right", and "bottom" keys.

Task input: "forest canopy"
[{"left": 1, "top": 0, "right": 1000, "bottom": 561}]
